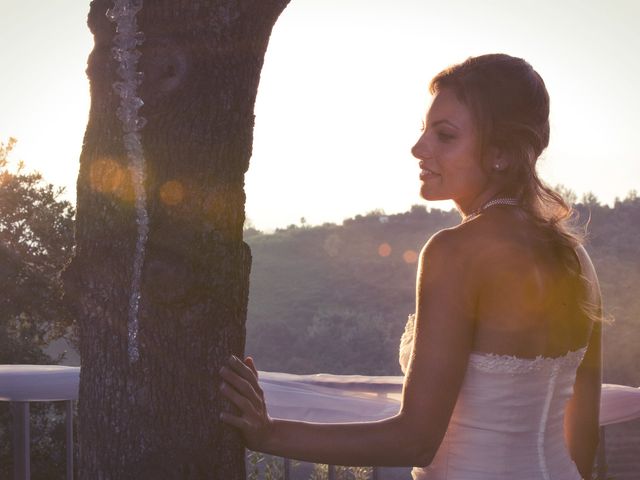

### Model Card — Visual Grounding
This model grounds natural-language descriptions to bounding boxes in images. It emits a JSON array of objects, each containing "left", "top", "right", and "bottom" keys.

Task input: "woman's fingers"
[
  {"left": 220, "top": 380, "right": 256, "bottom": 413},
  {"left": 228, "top": 355, "right": 262, "bottom": 396},
  {"left": 245, "top": 356, "right": 259, "bottom": 378},
  {"left": 219, "top": 367, "right": 262, "bottom": 411},
  {"left": 220, "top": 411, "right": 247, "bottom": 430},
  {"left": 219, "top": 357, "right": 272, "bottom": 451}
]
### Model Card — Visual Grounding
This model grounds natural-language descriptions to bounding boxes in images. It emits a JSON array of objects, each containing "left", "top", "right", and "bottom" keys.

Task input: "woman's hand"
[{"left": 219, "top": 355, "right": 273, "bottom": 451}]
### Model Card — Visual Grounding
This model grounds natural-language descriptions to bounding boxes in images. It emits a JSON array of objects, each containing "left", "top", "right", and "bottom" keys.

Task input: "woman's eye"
[{"left": 437, "top": 132, "right": 454, "bottom": 142}]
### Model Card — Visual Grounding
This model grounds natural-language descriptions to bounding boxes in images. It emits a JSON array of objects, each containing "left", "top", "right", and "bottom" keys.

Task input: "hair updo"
[{"left": 430, "top": 53, "right": 598, "bottom": 322}]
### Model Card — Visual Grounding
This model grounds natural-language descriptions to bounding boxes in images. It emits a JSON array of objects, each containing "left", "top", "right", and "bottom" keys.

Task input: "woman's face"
[{"left": 411, "top": 87, "right": 491, "bottom": 210}]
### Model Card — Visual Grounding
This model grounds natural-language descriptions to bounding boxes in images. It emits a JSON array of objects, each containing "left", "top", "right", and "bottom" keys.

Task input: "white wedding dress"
[{"left": 399, "top": 314, "right": 586, "bottom": 480}]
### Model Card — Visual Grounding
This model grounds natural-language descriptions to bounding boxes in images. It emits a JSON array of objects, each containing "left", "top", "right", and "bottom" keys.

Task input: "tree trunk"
[{"left": 64, "top": 0, "right": 289, "bottom": 477}]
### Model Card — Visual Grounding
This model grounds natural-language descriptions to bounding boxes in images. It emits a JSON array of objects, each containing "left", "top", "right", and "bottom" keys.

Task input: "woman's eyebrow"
[{"left": 429, "top": 119, "right": 460, "bottom": 130}]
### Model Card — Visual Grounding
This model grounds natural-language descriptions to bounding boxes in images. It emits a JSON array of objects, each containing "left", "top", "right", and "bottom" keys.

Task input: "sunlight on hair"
[
  {"left": 89, "top": 158, "right": 125, "bottom": 194},
  {"left": 403, "top": 249, "right": 418, "bottom": 264},
  {"left": 159, "top": 180, "right": 185, "bottom": 206},
  {"left": 378, "top": 243, "right": 392, "bottom": 257}
]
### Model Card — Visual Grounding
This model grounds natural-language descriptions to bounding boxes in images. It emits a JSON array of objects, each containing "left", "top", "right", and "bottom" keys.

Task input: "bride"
[{"left": 219, "top": 53, "right": 602, "bottom": 479}]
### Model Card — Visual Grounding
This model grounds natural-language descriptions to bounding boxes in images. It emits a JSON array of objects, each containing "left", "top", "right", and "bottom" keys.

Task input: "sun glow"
[{"left": 2, "top": 1, "right": 639, "bottom": 231}]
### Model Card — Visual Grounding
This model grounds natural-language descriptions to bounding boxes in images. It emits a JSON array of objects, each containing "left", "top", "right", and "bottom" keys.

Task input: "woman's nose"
[{"left": 411, "top": 138, "right": 429, "bottom": 160}]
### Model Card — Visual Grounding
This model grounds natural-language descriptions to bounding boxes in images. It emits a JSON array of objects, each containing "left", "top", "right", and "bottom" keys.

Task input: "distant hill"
[
  {"left": 245, "top": 205, "right": 457, "bottom": 375},
  {"left": 245, "top": 198, "right": 640, "bottom": 387}
]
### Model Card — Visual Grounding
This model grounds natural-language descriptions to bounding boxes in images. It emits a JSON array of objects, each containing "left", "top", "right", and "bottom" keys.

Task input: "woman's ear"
[{"left": 487, "top": 146, "right": 509, "bottom": 172}]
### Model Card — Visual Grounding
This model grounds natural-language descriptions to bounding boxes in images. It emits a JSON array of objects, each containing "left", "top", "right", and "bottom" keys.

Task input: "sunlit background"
[{"left": 1, "top": 0, "right": 639, "bottom": 231}]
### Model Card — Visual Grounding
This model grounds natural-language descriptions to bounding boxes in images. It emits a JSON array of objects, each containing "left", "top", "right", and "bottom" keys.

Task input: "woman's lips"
[{"left": 420, "top": 168, "right": 440, "bottom": 180}]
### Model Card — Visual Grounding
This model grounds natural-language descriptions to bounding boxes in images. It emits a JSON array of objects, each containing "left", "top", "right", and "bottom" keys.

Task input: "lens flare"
[
  {"left": 378, "top": 243, "right": 392, "bottom": 257},
  {"left": 403, "top": 249, "right": 418, "bottom": 264},
  {"left": 89, "top": 158, "right": 125, "bottom": 193},
  {"left": 160, "top": 180, "right": 185, "bottom": 206}
]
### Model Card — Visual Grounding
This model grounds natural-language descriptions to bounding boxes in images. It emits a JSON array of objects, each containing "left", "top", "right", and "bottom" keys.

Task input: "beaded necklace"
[{"left": 462, "top": 197, "right": 520, "bottom": 223}]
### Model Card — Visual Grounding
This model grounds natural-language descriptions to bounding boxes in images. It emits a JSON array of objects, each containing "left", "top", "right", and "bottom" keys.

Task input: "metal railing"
[
  {"left": 277, "top": 460, "right": 379, "bottom": 480},
  {"left": 0, "top": 365, "right": 624, "bottom": 480},
  {"left": 0, "top": 365, "right": 78, "bottom": 480},
  {"left": 1, "top": 366, "right": 390, "bottom": 480}
]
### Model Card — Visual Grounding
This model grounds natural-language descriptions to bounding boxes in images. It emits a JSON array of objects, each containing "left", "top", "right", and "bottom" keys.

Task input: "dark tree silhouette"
[
  {"left": 0, "top": 138, "right": 75, "bottom": 362},
  {"left": 64, "top": 0, "right": 289, "bottom": 477}
]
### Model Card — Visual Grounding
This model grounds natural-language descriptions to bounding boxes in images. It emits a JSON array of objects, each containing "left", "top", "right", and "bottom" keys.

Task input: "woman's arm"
[
  {"left": 564, "top": 245, "right": 603, "bottom": 479},
  {"left": 219, "top": 229, "right": 477, "bottom": 467},
  {"left": 220, "top": 356, "right": 429, "bottom": 467}
]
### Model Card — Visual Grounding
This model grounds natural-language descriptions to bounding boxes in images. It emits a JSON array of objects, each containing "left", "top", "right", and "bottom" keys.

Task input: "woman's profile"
[{"left": 219, "top": 53, "right": 602, "bottom": 479}]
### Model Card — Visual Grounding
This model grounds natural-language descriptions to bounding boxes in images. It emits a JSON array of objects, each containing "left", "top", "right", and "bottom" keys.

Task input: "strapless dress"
[{"left": 399, "top": 314, "right": 585, "bottom": 480}]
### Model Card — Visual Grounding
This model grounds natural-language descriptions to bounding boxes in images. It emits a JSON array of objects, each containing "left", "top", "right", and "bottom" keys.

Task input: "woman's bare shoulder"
[
  {"left": 420, "top": 225, "right": 478, "bottom": 270},
  {"left": 418, "top": 224, "right": 491, "bottom": 296},
  {"left": 422, "top": 216, "right": 516, "bottom": 265},
  {"left": 423, "top": 219, "right": 493, "bottom": 251}
]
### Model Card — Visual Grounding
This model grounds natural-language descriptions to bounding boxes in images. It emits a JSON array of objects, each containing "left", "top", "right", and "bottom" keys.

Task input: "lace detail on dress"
[
  {"left": 399, "top": 314, "right": 416, "bottom": 374},
  {"left": 468, "top": 347, "right": 587, "bottom": 374},
  {"left": 399, "top": 312, "right": 588, "bottom": 375}
]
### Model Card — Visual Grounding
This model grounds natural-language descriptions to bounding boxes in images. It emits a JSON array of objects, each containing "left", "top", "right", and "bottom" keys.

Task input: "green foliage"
[
  {"left": 310, "top": 464, "right": 373, "bottom": 480},
  {"left": 555, "top": 184, "right": 578, "bottom": 205},
  {"left": 0, "top": 401, "right": 74, "bottom": 480},
  {"left": 0, "top": 138, "right": 76, "bottom": 480},
  {"left": 246, "top": 451, "right": 302, "bottom": 480},
  {"left": 0, "top": 137, "right": 76, "bottom": 357},
  {"left": 582, "top": 191, "right": 601, "bottom": 206}
]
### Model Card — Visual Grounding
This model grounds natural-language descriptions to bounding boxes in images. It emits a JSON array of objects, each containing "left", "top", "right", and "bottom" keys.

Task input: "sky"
[{"left": 1, "top": 0, "right": 639, "bottom": 231}]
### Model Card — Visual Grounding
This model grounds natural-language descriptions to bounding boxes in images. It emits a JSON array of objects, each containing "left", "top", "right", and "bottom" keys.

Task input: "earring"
[{"left": 493, "top": 163, "right": 502, "bottom": 171}]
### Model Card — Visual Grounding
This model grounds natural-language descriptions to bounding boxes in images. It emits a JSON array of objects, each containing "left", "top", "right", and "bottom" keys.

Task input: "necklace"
[{"left": 463, "top": 197, "right": 520, "bottom": 223}]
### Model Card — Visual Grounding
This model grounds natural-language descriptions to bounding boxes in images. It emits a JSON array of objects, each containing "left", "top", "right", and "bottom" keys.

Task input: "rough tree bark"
[{"left": 64, "top": 0, "right": 289, "bottom": 477}]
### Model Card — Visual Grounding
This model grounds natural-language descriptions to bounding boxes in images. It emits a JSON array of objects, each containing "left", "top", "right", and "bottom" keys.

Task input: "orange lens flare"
[
  {"left": 378, "top": 243, "right": 392, "bottom": 257},
  {"left": 89, "top": 158, "right": 125, "bottom": 193},
  {"left": 403, "top": 249, "right": 418, "bottom": 264},
  {"left": 160, "top": 180, "right": 185, "bottom": 206}
]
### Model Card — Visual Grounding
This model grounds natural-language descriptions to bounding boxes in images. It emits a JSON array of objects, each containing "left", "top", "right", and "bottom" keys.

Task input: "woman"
[{"left": 219, "top": 54, "right": 602, "bottom": 479}]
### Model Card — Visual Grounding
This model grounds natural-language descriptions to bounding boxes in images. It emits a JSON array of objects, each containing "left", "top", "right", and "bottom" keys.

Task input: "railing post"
[
  {"left": 596, "top": 425, "right": 607, "bottom": 480},
  {"left": 327, "top": 464, "right": 336, "bottom": 480},
  {"left": 65, "top": 400, "right": 74, "bottom": 480},
  {"left": 371, "top": 466, "right": 379, "bottom": 479},
  {"left": 283, "top": 457, "right": 291, "bottom": 480},
  {"left": 11, "top": 401, "right": 30, "bottom": 480}
]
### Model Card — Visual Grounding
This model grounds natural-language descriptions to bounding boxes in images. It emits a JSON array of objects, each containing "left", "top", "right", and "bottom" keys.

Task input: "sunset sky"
[{"left": 1, "top": 0, "right": 639, "bottom": 231}]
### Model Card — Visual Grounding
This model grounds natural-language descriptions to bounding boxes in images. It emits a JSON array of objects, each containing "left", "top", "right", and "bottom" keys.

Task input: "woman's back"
[
  {"left": 400, "top": 207, "right": 599, "bottom": 479},
  {"left": 462, "top": 208, "right": 593, "bottom": 358},
  {"left": 407, "top": 345, "right": 586, "bottom": 479}
]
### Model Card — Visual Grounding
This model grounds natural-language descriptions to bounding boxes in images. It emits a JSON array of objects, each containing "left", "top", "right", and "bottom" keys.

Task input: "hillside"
[{"left": 245, "top": 198, "right": 640, "bottom": 388}]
